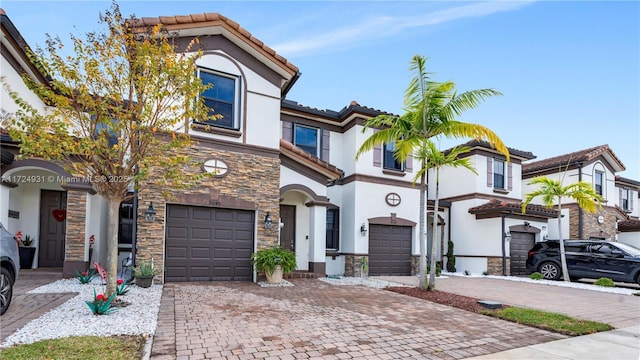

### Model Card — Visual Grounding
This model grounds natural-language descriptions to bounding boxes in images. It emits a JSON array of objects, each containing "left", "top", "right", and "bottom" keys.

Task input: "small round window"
[
  {"left": 385, "top": 192, "right": 401, "bottom": 207},
  {"left": 202, "top": 159, "right": 229, "bottom": 177}
]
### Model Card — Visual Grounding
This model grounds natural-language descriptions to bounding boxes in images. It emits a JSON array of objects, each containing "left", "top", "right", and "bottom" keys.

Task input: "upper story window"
[
  {"left": 594, "top": 171, "right": 604, "bottom": 196},
  {"left": 493, "top": 159, "right": 505, "bottom": 189},
  {"left": 621, "top": 188, "right": 632, "bottom": 211},
  {"left": 326, "top": 208, "right": 339, "bottom": 251},
  {"left": 383, "top": 142, "right": 405, "bottom": 171},
  {"left": 198, "top": 69, "right": 240, "bottom": 130},
  {"left": 294, "top": 124, "right": 320, "bottom": 157}
]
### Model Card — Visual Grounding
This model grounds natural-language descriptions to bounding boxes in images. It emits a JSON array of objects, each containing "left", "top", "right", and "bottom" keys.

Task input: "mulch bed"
[{"left": 385, "top": 286, "right": 505, "bottom": 313}]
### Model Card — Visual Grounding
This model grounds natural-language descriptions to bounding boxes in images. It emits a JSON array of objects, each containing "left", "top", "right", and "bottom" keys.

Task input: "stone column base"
[{"left": 344, "top": 255, "right": 369, "bottom": 277}]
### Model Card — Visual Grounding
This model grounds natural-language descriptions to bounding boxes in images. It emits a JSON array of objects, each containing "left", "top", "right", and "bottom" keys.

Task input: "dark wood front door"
[
  {"left": 39, "top": 190, "right": 67, "bottom": 267},
  {"left": 280, "top": 205, "right": 296, "bottom": 252}
]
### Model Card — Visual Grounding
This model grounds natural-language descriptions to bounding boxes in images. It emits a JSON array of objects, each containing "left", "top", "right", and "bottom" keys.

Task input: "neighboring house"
[
  {"left": 615, "top": 176, "right": 640, "bottom": 248},
  {"left": 432, "top": 140, "right": 558, "bottom": 276},
  {"left": 522, "top": 145, "right": 629, "bottom": 243}
]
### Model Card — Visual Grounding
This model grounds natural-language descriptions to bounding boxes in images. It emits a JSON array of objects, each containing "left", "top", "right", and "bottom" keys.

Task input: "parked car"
[
  {"left": 526, "top": 240, "right": 640, "bottom": 284},
  {"left": 1, "top": 222, "right": 20, "bottom": 315}
]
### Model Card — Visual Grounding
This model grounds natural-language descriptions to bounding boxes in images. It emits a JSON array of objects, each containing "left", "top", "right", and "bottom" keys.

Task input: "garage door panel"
[
  {"left": 510, "top": 232, "right": 534, "bottom": 275},
  {"left": 369, "top": 224, "right": 412, "bottom": 276},
  {"left": 165, "top": 205, "right": 255, "bottom": 282}
]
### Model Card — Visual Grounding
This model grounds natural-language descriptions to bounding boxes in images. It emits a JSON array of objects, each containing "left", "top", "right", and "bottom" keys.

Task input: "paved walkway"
[
  {"left": 150, "top": 279, "right": 565, "bottom": 359},
  {"left": 0, "top": 269, "right": 73, "bottom": 343},
  {"left": 375, "top": 276, "right": 640, "bottom": 328}
]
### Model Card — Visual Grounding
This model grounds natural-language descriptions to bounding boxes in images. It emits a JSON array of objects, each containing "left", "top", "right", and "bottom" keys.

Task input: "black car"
[{"left": 526, "top": 240, "right": 640, "bottom": 284}]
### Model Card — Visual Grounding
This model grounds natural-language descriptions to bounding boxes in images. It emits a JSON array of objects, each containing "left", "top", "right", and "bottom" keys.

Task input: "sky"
[{"left": 2, "top": 0, "right": 639, "bottom": 179}]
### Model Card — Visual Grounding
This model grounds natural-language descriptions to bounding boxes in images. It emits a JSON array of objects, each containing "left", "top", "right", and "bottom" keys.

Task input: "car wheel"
[
  {"left": 538, "top": 262, "right": 561, "bottom": 280},
  {"left": 0, "top": 267, "right": 14, "bottom": 316}
]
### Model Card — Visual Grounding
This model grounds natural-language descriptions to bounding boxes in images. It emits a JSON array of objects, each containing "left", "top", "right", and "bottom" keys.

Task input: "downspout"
[{"left": 577, "top": 161, "right": 583, "bottom": 239}]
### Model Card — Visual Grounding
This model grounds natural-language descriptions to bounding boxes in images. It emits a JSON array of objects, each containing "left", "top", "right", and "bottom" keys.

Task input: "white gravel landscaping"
[
  {"left": 1, "top": 278, "right": 163, "bottom": 348},
  {"left": 318, "top": 276, "right": 410, "bottom": 288}
]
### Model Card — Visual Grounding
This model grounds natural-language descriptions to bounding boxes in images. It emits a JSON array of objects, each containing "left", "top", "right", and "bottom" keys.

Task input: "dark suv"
[{"left": 526, "top": 240, "right": 640, "bottom": 284}]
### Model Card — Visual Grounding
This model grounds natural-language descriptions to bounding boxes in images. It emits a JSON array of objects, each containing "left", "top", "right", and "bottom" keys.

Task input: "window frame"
[
  {"left": 196, "top": 68, "right": 241, "bottom": 130},
  {"left": 621, "top": 188, "right": 631, "bottom": 211},
  {"left": 326, "top": 208, "right": 340, "bottom": 251},
  {"left": 293, "top": 124, "right": 321, "bottom": 157},
  {"left": 383, "top": 142, "right": 405, "bottom": 172},
  {"left": 493, "top": 159, "right": 506, "bottom": 189},
  {"left": 594, "top": 171, "right": 604, "bottom": 196}
]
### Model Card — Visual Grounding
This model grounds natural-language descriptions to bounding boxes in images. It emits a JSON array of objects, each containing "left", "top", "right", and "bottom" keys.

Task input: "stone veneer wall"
[
  {"left": 63, "top": 190, "right": 87, "bottom": 277},
  {"left": 410, "top": 256, "right": 420, "bottom": 276},
  {"left": 344, "top": 255, "right": 369, "bottom": 277},
  {"left": 567, "top": 204, "right": 617, "bottom": 240},
  {"left": 487, "top": 256, "right": 509, "bottom": 275},
  {"left": 136, "top": 144, "right": 280, "bottom": 283}
]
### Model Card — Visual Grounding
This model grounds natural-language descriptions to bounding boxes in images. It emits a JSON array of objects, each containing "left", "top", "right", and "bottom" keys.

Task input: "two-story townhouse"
[
  {"left": 434, "top": 140, "right": 558, "bottom": 276},
  {"left": 615, "top": 176, "right": 640, "bottom": 248},
  {"left": 521, "top": 145, "right": 628, "bottom": 244},
  {"left": 280, "top": 100, "right": 422, "bottom": 277}
]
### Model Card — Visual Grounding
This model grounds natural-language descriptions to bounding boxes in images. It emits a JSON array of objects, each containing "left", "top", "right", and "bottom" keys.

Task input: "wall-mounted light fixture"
[
  {"left": 504, "top": 231, "right": 512, "bottom": 242},
  {"left": 541, "top": 225, "right": 547, "bottom": 231},
  {"left": 264, "top": 212, "right": 273, "bottom": 229},
  {"left": 360, "top": 223, "right": 367, "bottom": 236},
  {"left": 144, "top": 202, "right": 156, "bottom": 223},
  {"left": 524, "top": 221, "right": 530, "bottom": 227}
]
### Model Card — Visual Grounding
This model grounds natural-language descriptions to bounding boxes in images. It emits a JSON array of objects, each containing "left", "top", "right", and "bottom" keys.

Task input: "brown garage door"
[
  {"left": 165, "top": 204, "right": 254, "bottom": 282},
  {"left": 369, "top": 224, "right": 412, "bottom": 276},
  {"left": 510, "top": 232, "right": 535, "bottom": 275}
]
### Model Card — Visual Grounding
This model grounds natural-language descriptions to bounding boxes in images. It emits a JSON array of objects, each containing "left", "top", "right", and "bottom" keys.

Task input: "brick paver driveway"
[{"left": 151, "top": 279, "right": 565, "bottom": 360}]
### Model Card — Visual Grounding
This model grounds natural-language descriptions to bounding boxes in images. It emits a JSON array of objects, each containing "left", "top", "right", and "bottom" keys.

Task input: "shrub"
[
  {"left": 482, "top": 270, "right": 489, "bottom": 276},
  {"left": 251, "top": 246, "right": 297, "bottom": 276},
  {"left": 529, "top": 272, "right": 544, "bottom": 280},
  {"left": 446, "top": 240, "right": 456, "bottom": 272},
  {"left": 75, "top": 269, "right": 96, "bottom": 284},
  {"left": 426, "top": 262, "right": 442, "bottom": 277},
  {"left": 116, "top": 279, "right": 130, "bottom": 295},
  {"left": 133, "top": 258, "right": 160, "bottom": 277},
  {"left": 463, "top": 270, "right": 471, "bottom": 276},
  {"left": 85, "top": 289, "right": 117, "bottom": 315},
  {"left": 594, "top": 277, "right": 615, "bottom": 287}
]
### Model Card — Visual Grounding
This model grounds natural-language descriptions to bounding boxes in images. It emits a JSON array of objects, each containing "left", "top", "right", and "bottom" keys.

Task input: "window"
[
  {"left": 326, "top": 208, "right": 339, "bottom": 250},
  {"left": 621, "top": 188, "right": 631, "bottom": 210},
  {"left": 294, "top": 124, "right": 320, "bottom": 156},
  {"left": 493, "top": 159, "right": 505, "bottom": 189},
  {"left": 595, "top": 171, "right": 604, "bottom": 196},
  {"left": 199, "top": 70, "right": 240, "bottom": 129},
  {"left": 383, "top": 142, "right": 404, "bottom": 171},
  {"left": 118, "top": 200, "right": 134, "bottom": 248}
]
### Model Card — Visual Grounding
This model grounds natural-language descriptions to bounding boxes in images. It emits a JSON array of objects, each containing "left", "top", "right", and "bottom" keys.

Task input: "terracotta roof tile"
[
  {"left": 127, "top": 12, "right": 298, "bottom": 75},
  {"left": 468, "top": 199, "right": 558, "bottom": 218},
  {"left": 523, "top": 144, "right": 625, "bottom": 174},
  {"left": 618, "top": 219, "right": 640, "bottom": 232},
  {"left": 280, "top": 139, "right": 343, "bottom": 180}
]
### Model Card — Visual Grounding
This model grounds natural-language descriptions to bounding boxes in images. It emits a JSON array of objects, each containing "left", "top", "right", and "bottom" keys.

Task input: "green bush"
[
  {"left": 594, "top": 277, "right": 615, "bottom": 287},
  {"left": 482, "top": 270, "right": 489, "bottom": 276},
  {"left": 446, "top": 240, "right": 456, "bottom": 272},
  {"left": 463, "top": 270, "right": 471, "bottom": 276},
  {"left": 529, "top": 272, "right": 544, "bottom": 280},
  {"left": 251, "top": 245, "right": 297, "bottom": 276},
  {"left": 426, "top": 262, "right": 442, "bottom": 277}
]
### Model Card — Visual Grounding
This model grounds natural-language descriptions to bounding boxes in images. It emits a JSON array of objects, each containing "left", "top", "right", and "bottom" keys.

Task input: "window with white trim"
[
  {"left": 293, "top": 124, "right": 320, "bottom": 157},
  {"left": 595, "top": 171, "right": 604, "bottom": 196},
  {"left": 326, "top": 208, "right": 339, "bottom": 250},
  {"left": 383, "top": 142, "right": 405, "bottom": 171},
  {"left": 621, "top": 188, "right": 632, "bottom": 211},
  {"left": 198, "top": 69, "right": 240, "bottom": 130},
  {"left": 493, "top": 159, "right": 505, "bottom": 189}
]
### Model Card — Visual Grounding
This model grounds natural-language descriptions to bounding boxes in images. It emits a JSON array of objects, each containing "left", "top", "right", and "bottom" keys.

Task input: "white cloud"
[{"left": 273, "top": 1, "right": 536, "bottom": 56}]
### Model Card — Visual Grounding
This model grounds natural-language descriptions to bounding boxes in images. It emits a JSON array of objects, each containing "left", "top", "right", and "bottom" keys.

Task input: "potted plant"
[
  {"left": 133, "top": 258, "right": 160, "bottom": 288},
  {"left": 251, "top": 245, "right": 297, "bottom": 284},
  {"left": 16, "top": 232, "right": 36, "bottom": 269}
]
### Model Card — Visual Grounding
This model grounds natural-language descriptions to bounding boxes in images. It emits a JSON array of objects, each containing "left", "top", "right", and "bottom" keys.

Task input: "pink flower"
[
  {"left": 117, "top": 279, "right": 124, "bottom": 285},
  {"left": 96, "top": 294, "right": 105, "bottom": 301}
]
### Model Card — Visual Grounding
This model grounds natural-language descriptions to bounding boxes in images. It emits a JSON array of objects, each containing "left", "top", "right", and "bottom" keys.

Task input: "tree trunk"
[
  {"left": 427, "top": 167, "right": 439, "bottom": 291},
  {"left": 418, "top": 164, "right": 427, "bottom": 289},
  {"left": 557, "top": 201, "right": 570, "bottom": 282},
  {"left": 105, "top": 197, "right": 120, "bottom": 297}
]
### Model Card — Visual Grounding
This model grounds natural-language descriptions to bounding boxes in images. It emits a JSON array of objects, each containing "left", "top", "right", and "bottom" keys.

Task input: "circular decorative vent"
[
  {"left": 202, "top": 159, "right": 229, "bottom": 177},
  {"left": 385, "top": 192, "right": 401, "bottom": 207}
]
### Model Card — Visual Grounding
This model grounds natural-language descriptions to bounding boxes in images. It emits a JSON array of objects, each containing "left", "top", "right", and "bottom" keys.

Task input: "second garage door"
[
  {"left": 165, "top": 204, "right": 254, "bottom": 282},
  {"left": 510, "top": 231, "right": 535, "bottom": 275},
  {"left": 369, "top": 224, "right": 412, "bottom": 276}
]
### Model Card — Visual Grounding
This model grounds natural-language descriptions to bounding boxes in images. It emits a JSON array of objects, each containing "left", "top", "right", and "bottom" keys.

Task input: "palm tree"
[
  {"left": 356, "top": 55, "right": 509, "bottom": 290},
  {"left": 522, "top": 176, "right": 603, "bottom": 282},
  {"left": 415, "top": 142, "right": 477, "bottom": 290}
]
